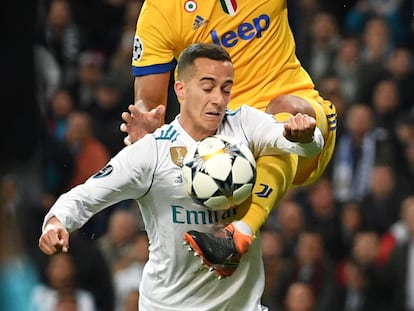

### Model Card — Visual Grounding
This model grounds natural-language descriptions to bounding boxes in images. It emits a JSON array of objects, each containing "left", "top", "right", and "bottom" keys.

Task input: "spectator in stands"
[
  {"left": 36, "top": 0, "right": 84, "bottom": 86},
  {"left": 360, "top": 164, "right": 409, "bottom": 235},
  {"left": 331, "top": 37, "right": 361, "bottom": 105},
  {"left": 273, "top": 230, "right": 338, "bottom": 311},
  {"left": 32, "top": 231, "right": 115, "bottom": 311},
  {"left": 344, "top": 0, "right": 410, "bottom": 46},
  {"left": 31, "top": 252, "right": 96, "bottom": 311},
  {"left": 34, "top": 45, "right": 62, "bottom": 115},
  {"left": 318, "top": 75, "right": 347, "bottom": 139},
  {"left": 42, "top": 88, "right": 75, "bottom": 197},
  {"left": 352, "top": 230, "right": 381, "bottom": 267},
  {"left": 383, "top": 47, "right": 414, "bottom": 112},
  {"left": 339, "top": 201, "right": 364, "bottom": 258},
  {"left": 274, "top": 200, "right": 306, "bottom": 260},
  {"left": 97, "top": 209, "right": 138, "bottom": 268},
  {"left": 112, "top": 230, "right": 149, "bottom": 311},
  {"left": 382, "top": 196, "right": 414, "bottom": 311},
  {"left": 304, "top": 177, "right": 344, "bottom": 262},
  {"left": 300, "top": 11, "right": 342, "bottom": 86},
  {"left": 261, "top": 229, "right": 285, "bottom": 310},
  {"left": 331, "top": 104, "right": 377, "bottom": 203},
  {"left": 371, "top": 78, "right": 402, "bottom": 133},
  {"left": 337, "top": 258, "right": 386, "bottom": 311},
  {"left": 64, "top": 110, "right": 110, "bottom": 188},
  {"left": 283, "top": 281, "right": 316, "bottom": 311},
  {"left": 89, "top": 74, "right": 126, "bottom": 157},
  {"left": 68, "top": 50, "right": 106, "bottom": 111},
  {"left": 108, "top": 0, "right": 143, "bottom": 91},
  {"left": 0, "top": 180, "right": 40, "bottom": 311},
  {"left": 355, "top": 17, "right": 394, "bottom": 103},
  {"left": 360, "top": 47, "right": 414, "bottom": 113}
]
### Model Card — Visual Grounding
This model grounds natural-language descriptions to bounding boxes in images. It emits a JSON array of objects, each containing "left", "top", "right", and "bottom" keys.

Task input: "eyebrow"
[{"left": 200, "top": 77, "right": 234, "bottom": 85}]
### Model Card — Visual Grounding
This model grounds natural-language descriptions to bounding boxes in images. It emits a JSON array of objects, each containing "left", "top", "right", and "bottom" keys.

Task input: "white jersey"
[{"left": 43, "top": 105, "right": 323, "bottom": 311}]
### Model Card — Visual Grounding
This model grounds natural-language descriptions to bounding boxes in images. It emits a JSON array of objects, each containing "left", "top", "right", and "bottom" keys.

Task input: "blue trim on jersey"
[
  {"left": 225, "top": 107, "right": 242, "bottom": 116},
  {"left": 327, "top": 113, "right": 337, "bottom": 131},
  {"left": 155, "top": 125, "right": 179, "bottom": 142},
  {"left": 132, "top": 60, "right": 177, "bottom": 76}
]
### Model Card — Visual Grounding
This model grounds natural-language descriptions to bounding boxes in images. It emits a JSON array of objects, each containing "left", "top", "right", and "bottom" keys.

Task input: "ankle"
[{"left": 227, "top": 222, "right": 253, "bottom": 254}]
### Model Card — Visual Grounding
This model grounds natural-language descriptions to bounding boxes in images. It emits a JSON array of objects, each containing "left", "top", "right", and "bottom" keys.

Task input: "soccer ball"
[{"left": 182, "top": 135, "right": 256, "bottom": 211}]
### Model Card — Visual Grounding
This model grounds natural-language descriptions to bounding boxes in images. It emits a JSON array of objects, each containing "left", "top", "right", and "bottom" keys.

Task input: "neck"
[{"left": 178, "top": 115, "right": 216, "bottom": 141}]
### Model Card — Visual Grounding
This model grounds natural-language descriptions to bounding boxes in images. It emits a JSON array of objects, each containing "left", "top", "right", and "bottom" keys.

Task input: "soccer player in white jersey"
[
  {"left": 39, "top": 43, "right": 323, "bottom": 310},
  {"left": 122, "top": 0, "right": 337, "bottom": 278}
]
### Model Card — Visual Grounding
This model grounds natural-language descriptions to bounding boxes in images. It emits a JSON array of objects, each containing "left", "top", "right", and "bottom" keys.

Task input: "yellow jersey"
[
  {"left": 132, "top": 0, "right": 336, "bottom": 186},
  {"left": 132, "top": 0, "right": 317, "bottom": 111}
]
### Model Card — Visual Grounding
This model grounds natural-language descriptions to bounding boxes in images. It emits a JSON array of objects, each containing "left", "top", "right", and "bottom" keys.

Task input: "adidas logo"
[{"left": 192, "top": 15, "right": 208, "bottom": 30}]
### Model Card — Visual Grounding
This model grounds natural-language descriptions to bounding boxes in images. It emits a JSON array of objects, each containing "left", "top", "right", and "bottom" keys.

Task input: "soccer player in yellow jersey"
[{"left": 121, "top": 0, "right": 337, "bottom": 278}]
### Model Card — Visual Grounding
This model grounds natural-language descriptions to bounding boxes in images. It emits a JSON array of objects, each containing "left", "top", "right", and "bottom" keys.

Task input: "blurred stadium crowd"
[{"left": 1, "top": 0, "right": 414, "bottom": 310}]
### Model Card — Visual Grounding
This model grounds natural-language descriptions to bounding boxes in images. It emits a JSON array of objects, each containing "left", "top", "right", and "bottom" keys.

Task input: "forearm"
[
  {"left": 273, "top": 126, "right": 324, "bottom": 157},
  {"left": 42, "top": 191, "right": 98, "bottom": 233},
  {"left": 134, "top": 73, "right": 170, "bottom": 112},
  {"left": 243, "top": 106, "right": 324, "bottom": 158},
  {"left": 256, "top": 125, "right": 324, "bottom": 158}
]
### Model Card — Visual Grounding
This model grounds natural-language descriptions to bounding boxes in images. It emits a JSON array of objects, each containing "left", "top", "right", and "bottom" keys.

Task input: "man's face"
[{"left": 175, "top": 57, "right": 233, "bottom": 141}]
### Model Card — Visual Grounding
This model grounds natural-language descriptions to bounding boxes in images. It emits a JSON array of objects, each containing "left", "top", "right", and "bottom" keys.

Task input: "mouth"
[
  {"left": 205, "top": 111, "right": 221, "bottom": 116},
  {"left": 203, "top": 111, "right": 222, "bottom": 122}
]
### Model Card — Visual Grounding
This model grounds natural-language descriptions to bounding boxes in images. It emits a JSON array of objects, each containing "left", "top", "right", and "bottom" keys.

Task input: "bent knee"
[{"left": 266, "top": 95, "right": 315, "bottom": 118}]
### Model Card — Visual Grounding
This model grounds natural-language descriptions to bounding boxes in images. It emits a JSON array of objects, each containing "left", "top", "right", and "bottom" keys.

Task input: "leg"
[
  {"left": 184, "top": 94, "right": 336, "bottom": 278},
  {"left": 266, "top": 94, "right": 316, "bottom": 118},
  {"left": 184, "top": 154, "right": 297, "bottom": 278},
  {"left": 268, "top": 93, "right": 337, "bottom": 185}
]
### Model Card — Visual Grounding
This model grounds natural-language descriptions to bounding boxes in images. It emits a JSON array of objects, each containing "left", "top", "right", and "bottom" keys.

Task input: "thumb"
[{"left": 153, "top": 105, "right": 166, "bottom": 117}]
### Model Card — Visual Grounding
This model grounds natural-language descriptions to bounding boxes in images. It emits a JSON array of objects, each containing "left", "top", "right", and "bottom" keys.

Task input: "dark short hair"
[{"left": 177, "top": 43, "right": 232, "bottom": 79}]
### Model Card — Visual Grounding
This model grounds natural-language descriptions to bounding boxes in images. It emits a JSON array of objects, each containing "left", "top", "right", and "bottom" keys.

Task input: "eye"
[
  {"left": 201, "top": 81, "right": 214, "bottom": 93},
  {"left": 222, "top": 85, "right": 232, "bottom": 95}
]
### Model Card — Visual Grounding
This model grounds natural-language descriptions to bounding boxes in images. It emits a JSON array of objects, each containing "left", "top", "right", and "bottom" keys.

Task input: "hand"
[
  {"left": 38, "top": 216, "right": 69, "bottom": 255},
  {"left": 283, "top": 113, "right": 316, "bottom": 143},
  {"left": 120, "top": 100, "right": 165, "bottom": 145}
]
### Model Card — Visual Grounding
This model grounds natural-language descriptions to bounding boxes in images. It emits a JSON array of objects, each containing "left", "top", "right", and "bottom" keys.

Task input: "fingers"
[
  {"left": 120, "top": 108, "right": 136, "bottom": 146},
  {"left": 39, "top": 227, "right": 70, "bottom": 255},
  {"left": 59, "top": 229, "right": 70, "bottom": 252},
  {"left": 120, "top": 122, "right": 127, "bottom": 133},
  {"left": 130, "top": 103, "right": 142, "bottom": 115},
  {"left": 120, "top": 103, "right": 165, "bottom": 147},
  {"left": 124, "top": 135, "right": 132, "bottom": 146},
  {"left": 284, "top": 113, "right": 316, "bottom": 143},
  {"left": 286, "top": 113, "right": 314, "bottom": 130},
  {"left": 121, "top": 103, "right": 141, "bottom": 124},
  {"left": 121, "top": 111, "right": 134, "bottom": 124}
]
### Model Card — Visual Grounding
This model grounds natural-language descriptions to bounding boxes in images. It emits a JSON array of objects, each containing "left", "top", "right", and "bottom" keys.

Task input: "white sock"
[{"left": 232, "top": 220, "right": 254, "bottom": 237}]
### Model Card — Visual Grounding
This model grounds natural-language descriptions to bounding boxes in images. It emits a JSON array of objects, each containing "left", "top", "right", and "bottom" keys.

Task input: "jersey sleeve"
[
  {"left": 42, "top": 136, "right": 158, "bottom": 232},
  {"left": 241, "top": 106, "right": 324, "bottom": 157},
  {"left": 132, "top": 0, "right": 178, "bottom": 76}
]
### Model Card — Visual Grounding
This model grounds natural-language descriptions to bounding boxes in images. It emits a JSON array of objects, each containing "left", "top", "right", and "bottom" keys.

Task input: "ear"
[{"left": 174, "top": 80, "right": 185, "bottom": 101}]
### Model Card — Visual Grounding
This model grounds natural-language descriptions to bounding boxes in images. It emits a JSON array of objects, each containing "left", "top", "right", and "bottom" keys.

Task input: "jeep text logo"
[{"left": 210, "top": 14, "right": 270, "bottom": 48}]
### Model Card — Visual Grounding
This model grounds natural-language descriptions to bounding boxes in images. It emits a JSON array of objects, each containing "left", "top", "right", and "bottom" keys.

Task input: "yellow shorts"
[{"left": 291, "top": 90, "right": 337, "bottom": 186}]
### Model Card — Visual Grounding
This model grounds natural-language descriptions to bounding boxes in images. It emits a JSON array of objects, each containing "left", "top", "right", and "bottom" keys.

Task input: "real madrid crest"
[{"left": 170, "top": 147, "right": 187, "bottom": 167}]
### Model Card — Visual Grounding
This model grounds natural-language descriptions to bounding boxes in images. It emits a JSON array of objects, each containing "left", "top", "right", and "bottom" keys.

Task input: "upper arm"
[{"left": 134, "top": 72, "right": 171, "bottom": 110}]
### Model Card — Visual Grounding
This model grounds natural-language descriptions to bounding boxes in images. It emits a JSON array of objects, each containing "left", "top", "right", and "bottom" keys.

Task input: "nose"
[{"left": 210, "top": 87, "right": 227, "bottom": 106}]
